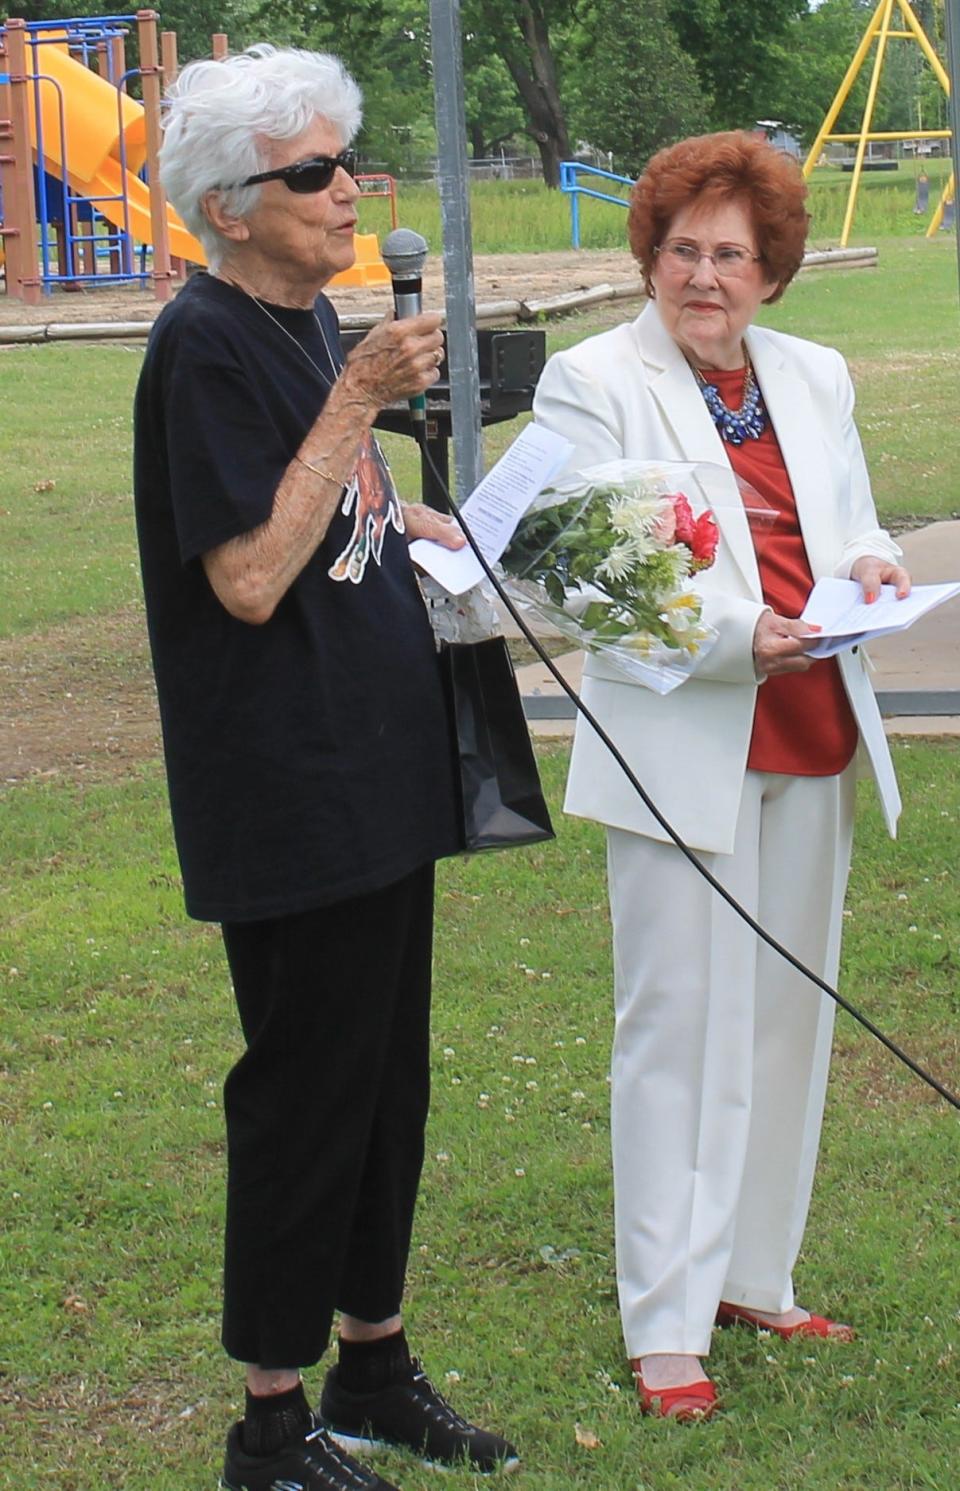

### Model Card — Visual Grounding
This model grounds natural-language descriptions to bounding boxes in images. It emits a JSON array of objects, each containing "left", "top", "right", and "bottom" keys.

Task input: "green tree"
[
  {"left": 667, "top": 0, "right": 806, "bottom": 130},
  {"left": 462, "top": 49, "right": 526, "bottom": 160},
  {"left": 575, "top": 0, "right": 709, "bottom": 175},
  {"left": 244, "top": 0, "right": 437, "bottom": 169},
  {"left": 467, "top": 0, "right": 576, "bottom": 185},
  {"left": 766, "top": 0, "right": 873, "bottom": 144}
]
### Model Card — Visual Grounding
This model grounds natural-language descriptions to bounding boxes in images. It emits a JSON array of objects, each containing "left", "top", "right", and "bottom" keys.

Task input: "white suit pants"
[{"left": 607, "top": 764, "right": 856, "bottom": 1358}]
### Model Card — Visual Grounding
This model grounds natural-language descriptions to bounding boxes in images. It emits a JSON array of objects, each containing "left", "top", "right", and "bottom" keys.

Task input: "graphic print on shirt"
[{"left": 329, "top": 434, "right": 405, "bottom": 584}]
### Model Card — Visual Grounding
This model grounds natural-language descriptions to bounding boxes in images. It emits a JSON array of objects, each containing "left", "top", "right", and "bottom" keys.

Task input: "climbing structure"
[{"left": 0, "top": 10, "right": 390, "bottom": 304}]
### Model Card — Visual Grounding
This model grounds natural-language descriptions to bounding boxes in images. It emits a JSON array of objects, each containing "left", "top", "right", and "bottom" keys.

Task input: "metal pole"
[
  {"left": 429, "top": 0, "right": 483, "bottom": 499},
  {"left": 944, "top": 0, "right": 960, "bottom": 302},
  {"left": 137, "top": 10, "right": 173, "bottom": 302},
  {"left": 3, "top": 19, "right": 41, "bottom": 304}
]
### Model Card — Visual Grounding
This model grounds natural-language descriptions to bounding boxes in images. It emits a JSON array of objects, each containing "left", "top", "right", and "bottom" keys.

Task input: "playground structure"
[
  {"left": 802, "top": 0, "right": 954, "bottom": 244},
  {"left": 0, "top": 11, "right": 392, "bottom": 305}
]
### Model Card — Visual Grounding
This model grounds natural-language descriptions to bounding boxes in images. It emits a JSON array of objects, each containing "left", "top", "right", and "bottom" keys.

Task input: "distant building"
[{"left": 754, "top": 120, "right": 802, "bottom": 158}]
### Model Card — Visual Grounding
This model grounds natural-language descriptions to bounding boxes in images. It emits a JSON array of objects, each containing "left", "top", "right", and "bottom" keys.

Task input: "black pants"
[{"left": 219, "top": 863, "right": 435, "bottom": 1368}]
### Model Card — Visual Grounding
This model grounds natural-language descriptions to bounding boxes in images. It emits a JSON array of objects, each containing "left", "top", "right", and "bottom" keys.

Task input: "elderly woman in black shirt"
[{"left": 134, "top": 43, "right": 517, "bottom": 1491}]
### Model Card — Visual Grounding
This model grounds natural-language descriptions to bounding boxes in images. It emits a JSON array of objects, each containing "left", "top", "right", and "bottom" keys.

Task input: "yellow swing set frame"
[{"left": 802, "top": 0, "right": 953, "bottom": 243}]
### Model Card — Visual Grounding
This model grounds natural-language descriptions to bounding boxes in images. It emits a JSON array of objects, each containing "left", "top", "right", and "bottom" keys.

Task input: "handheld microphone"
[{"left": 380, "top": 227, "right": 430, "bottom": 429}]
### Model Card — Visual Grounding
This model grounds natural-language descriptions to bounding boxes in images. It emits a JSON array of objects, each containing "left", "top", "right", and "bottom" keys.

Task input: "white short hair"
[{"left": 159, "top": 44, "right": 363, "bottom": 271}]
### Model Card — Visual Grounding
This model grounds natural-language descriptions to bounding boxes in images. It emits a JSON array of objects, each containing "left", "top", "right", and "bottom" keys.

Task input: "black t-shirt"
[{"left": 134, "top": 273, "right": 459, "bottom": 922}]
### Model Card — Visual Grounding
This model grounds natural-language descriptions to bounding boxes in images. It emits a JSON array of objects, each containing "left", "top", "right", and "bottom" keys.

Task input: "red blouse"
[{"left": 702, "top": 366, "right": 858, "bottom": 777}]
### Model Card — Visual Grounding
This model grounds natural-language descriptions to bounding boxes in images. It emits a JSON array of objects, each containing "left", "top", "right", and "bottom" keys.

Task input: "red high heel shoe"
[
  {"left": 716, "top": 1301, "right": 855, "bottom": 1341},
  {"left": 629, "top": 1360, "right": 720, "bottom": 1422}
]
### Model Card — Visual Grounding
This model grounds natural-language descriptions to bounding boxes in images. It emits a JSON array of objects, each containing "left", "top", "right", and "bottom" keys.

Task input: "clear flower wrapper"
[
  {"left": 499, "top": 459, "right": 775, "bottom": 695},
  {"left": 421, "top": 574, "right": 502, "bottom": 646}
]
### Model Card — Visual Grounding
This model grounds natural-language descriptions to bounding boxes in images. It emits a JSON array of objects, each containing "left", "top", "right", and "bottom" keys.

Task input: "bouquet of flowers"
[{"left": 500, "top": 459, "right": 766, "bottom": 695}]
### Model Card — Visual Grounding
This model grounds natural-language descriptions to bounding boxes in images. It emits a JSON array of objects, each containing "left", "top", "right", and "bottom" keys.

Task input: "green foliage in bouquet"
[{"left": 501, "top": 483, "right": 715, "bottom": 656}]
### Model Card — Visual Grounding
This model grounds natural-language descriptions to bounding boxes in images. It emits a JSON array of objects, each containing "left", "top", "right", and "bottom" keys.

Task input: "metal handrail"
[{"left": 560, "top": 160, "right": 634, "bottom": 249}]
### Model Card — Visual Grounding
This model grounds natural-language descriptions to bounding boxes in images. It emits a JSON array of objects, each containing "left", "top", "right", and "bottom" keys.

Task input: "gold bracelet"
[{"left": 294, "top": 453, "right": 342, "bottom": 485}]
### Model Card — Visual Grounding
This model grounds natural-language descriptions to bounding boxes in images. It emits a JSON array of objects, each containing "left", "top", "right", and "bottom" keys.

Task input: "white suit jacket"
[{"left": 533, "top": 300, "right": 902, "bottom": 853}]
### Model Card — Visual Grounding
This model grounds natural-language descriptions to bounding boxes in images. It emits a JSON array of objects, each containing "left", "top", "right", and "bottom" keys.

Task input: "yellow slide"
[{"left": 24, "top": 41, "right": 388, "bottom": 284}]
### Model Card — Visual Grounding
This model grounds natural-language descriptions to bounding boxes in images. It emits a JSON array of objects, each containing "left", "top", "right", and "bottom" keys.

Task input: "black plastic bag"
[{"left": 440, "top": 637, "right": 555, "bottom": 853}]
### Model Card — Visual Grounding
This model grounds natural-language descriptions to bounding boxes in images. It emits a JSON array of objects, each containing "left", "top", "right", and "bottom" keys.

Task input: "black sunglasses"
[{"left": 237, "top": 150, "right": 357, "bottom": 194}]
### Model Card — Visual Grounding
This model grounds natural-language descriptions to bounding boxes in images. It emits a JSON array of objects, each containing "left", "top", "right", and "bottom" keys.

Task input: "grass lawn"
[
  {"left": 354, "top": 159, "right": 955, "bottom": 255},
  {"left": 1, "top": 743, "right": 958, "bottom": 1490}
]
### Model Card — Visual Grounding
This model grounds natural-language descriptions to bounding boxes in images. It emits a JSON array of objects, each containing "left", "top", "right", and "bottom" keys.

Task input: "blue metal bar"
[
  {"left": 114, "top": 65, "right": 141, "bottom": 276},
  {"left": 559, "top": 160, "right": 634, "bottom": 249},
  {"left": 18, "top": 17, "right": 138, "bottom": 33},
  {"left": 27, "top": 55, "right": 67, "bottom": 289}
]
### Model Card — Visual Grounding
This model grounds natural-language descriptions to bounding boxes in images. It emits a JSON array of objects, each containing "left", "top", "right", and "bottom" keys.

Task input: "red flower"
[
  {"left": 670, "top": 492, "right": 696, "bottom": 546},
  {"left": 690, "top": 511, "right": 719, "bottom": 571}
]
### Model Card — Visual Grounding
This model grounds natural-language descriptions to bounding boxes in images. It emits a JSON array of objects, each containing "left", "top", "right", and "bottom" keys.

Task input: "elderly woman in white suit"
[{"left": 533, "top": 132, "right": 910, "bottom": 1421}]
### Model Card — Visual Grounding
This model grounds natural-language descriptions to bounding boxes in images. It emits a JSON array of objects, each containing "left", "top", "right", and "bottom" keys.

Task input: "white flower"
[
  {"left": 608, "top": 495, "right": 662, "bottom": 541},
  {"left": 596, "top": 542, "right": 636, "bottom": 583}
]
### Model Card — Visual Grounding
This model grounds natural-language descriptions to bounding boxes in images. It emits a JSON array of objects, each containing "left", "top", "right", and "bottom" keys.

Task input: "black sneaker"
[
  {"left": 319, "top": 1360, "right": 519, "bottom": 1475},
  {"left": 220, "top": 1414, "right": 400, "bottom": 1491}
]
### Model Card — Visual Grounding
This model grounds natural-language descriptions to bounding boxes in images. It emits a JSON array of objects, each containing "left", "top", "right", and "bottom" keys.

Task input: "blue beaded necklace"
[{"left": 695, "top": 362, "right": 767, "bottom": 446}]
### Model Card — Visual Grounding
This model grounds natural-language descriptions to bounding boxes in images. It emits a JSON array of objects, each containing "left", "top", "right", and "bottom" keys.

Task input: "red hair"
[{"left": 628, "top": 131, "right": 809, "bottom": 305}]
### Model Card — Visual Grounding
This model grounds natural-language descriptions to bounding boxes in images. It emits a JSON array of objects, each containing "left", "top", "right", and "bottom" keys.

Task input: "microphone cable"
[{"left": 413, "top": 427, "right": 960, "bottom": 1114}]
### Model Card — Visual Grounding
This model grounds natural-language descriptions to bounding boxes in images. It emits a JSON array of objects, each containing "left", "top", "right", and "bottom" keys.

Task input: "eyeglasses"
[
  {"left": 235, "top": 150, "right": 357, "bottom": 194},
  {"left": 654, "top": 240, "right": 762, "bottom": 279}
]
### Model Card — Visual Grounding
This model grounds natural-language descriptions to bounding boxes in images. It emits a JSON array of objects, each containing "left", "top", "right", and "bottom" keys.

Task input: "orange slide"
[{"left": 23, "top": 41, "right": 388, "bottom": 285}]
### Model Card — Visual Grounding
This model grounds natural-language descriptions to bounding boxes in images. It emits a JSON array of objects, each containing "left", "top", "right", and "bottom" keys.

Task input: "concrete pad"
[
  {"left": 866, "top": 521, "right": 960, "bottom": 691},
  {"left": 884, "top": 716, "right": 960, "bottom": 737}
]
